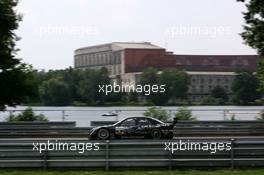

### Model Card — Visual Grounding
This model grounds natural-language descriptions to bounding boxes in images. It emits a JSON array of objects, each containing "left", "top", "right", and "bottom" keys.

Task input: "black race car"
[{"left": 89, "top": 117, "right": 178, "bottom": 140}]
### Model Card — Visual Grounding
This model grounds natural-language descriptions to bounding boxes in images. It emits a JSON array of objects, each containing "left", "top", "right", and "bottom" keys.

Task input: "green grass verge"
[{"left": 0, "top": 169, "right": 264, "bottom": 175}]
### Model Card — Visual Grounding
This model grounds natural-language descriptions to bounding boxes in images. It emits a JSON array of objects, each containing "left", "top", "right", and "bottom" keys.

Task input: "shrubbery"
[
  {"left": 7, "top": 107, "right": 48, "bottom": 122},
  {"left": 175, "top": 107, "right": 196, "bottom": 120},
  {"left": 256, "top": 110, "right": 264, "bottom": 121},
  {"left": 144, "top": 106, "right": 169, "bottom": 121}
]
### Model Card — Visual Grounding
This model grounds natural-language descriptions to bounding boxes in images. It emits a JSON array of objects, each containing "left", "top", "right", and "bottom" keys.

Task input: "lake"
[{"left": 0, "top": 106, "right": 263, "bottom": 126}]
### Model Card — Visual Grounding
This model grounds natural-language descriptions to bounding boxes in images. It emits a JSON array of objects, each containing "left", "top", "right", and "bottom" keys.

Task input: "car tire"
[
  {"left": 167, "top": 132, "right": 174, "bottom": 139},
  {"left": 151, "top": 129, "right": 162, "bottom": 139},
  {"left": 97, "top": 128, "right": 110, "bottom": 140}
]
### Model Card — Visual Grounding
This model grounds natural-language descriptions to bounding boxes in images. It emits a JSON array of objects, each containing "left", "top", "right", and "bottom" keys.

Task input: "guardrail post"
[
  {"left": 42, "top": 150, "right": 48, "bottom": 169},
  {"left": 230, "top": 138, "right": 235, "bottom": 169},
  {"left": 105, "top": 140, "right": 110, "bottom": 171},
  {"left": 168, "top": 149, "right": 172, "bottom": 170},
  {"left": 62, "top": 110, "right": 65, "bottom": 121},
  {"left": 8, "top": 110, "right": 14, "bottom": 121},
  {"left": 169, "top": 110, "right": 172, "bottom": 118},
  {"left": 223, "top": 110, "right": 228, "bottom": 120}
]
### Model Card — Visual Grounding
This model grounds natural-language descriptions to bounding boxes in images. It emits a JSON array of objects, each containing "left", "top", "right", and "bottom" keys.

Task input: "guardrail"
[
  {"left": 0, "top": 121, "right": 264, "bottom": 138},
  {"left": 0, "top": 138, "right": 263, "bottom": 169},
  {"left": 0, "top": 121, "right": 76, "bottom": 129},
  {"left": 91, "top": 120, "right": 264, "bottom": 127},
  {"left": 1, "top": 108, "right": 263, "bottom": 123}
]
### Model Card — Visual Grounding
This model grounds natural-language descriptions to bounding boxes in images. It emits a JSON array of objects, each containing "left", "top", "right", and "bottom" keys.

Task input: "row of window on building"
[
  {"left": 190, "top": 75, "right": 234, "bottom": 84},
  {"left": 75, "top": 52, "right": 122, "bottom": 67},
  {"left": 189, "top": 84, "right": 231, "bottom": 94}
]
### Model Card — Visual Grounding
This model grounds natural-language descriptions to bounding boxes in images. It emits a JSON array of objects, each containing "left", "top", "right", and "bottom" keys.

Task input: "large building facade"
[{"left": 74, "top": 42, "right": 259, "bottom": 100}]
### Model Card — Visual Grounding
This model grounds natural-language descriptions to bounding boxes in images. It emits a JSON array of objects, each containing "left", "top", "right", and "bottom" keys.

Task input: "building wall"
[
  {"left": 74, "top": 42, "right": 259, "bottom": 101},
  {"left": 74, "top": 45, "right": 123, "bottom": 76},
  {"left": 187, "top": 72, "right": 235, "bottom": 101},
  {"left": 121, "top": 71, "right": 236, "bottom": 101},
  {"left": 129, "top": 54, "right": 259, "bottom": 73},
  {"left": 124, "top": 49, "right": 165, "bottom": 73}
]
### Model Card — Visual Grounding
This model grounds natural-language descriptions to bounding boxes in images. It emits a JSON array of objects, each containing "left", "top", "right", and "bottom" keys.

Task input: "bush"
[
  {"left": 175, "top": 107, "right": 196, "bottom": 120},
  {"left": 229, "top": 114, "right": 236, "bottom": 121},
  {"left": 256, "top": 110, "right": 264, "bottom": 120},
  {"left": 144, "top": 106, "right": 169, "bottom": 121},
  {"left": 7, "top": 107, "right": 48, "bottom": 121}
]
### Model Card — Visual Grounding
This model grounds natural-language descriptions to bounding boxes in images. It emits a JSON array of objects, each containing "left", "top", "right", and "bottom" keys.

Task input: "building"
[{"left": 74, "top": 42, "right": 259, "bottom": 100}]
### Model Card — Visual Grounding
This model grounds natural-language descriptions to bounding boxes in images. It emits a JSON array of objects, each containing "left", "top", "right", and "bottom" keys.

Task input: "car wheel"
[
  {"left": 167, "top": 132, "right": 174, "bottom": 139},
  {"left": 151, "top": 129, "right": 162, "bottom": 139},
  {"left": 97, "top": 128, "right": 110, "bottom": 140}
]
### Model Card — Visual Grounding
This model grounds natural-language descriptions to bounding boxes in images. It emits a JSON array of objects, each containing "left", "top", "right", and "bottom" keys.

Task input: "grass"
[{"left": 0, "top": 169, "right": 264, "bottom": 175}]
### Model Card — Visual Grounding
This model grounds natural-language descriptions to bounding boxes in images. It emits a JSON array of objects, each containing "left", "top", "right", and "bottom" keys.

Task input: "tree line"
[
  {"left": 23, "top": 67, "right": 191, "bottom": 106},
  {"left": 19, "top": 67, "right": 262, "bottom": 106}
]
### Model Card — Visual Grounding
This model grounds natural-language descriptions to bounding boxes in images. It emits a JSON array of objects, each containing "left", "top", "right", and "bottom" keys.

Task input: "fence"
[
  {"left": 0, "top": 120, "right": 264, "bottom": 138},
  {"left": 0, "top": 138, "right": 263, "bottom": 169},
  {"left": 1, "top": 108, "right": 263, "bottom": 126}
]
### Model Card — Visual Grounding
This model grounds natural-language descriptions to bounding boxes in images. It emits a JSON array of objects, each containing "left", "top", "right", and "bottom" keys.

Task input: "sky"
[{"left": 15, "top": 0, "right": 257, "bottom": 70}]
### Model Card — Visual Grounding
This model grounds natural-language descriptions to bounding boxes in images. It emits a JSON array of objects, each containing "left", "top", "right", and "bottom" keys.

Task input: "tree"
[
  {"left": 39, "top": 77, "right": 72, "bottom": 106},
  {"left": 175, "top": 107, "right": 196, "bottom": 120},
  {"left": 8, "top": 107, "right": 48, "bottom": 121},
  {"left": 231, "top": 71, "right": 261, "bottom": 105},
  {"left": 139, "top": 68, "right": 163, "bottom": 104},
  {"left": 211, "top": 86, "right": 228, "bottom": 100},
  {"left": 0, "top": 0, "right": 35, "bottom": 110},
  {"left": 144, "top": 106, "right": 169, "bottom": 121},
  {"left": 77, "top": 68, "right": 110, "bottom": 105},
  {"left": 238, "top": 0, "right": 264, "bottom": 91},
  {"left": 209, "top": 86, "right": 228, "bottom": 104},
  {"left": 140, "top": 68, "right": 190, "bottom": 105},
  {"left": 159, "top": 69, "right": 190, "bottom": 101}
]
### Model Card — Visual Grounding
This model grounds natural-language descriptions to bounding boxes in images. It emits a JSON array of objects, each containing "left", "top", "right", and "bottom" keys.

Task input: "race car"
[{"left": 89, "top": 117, "right": 178, "bottom": 140}]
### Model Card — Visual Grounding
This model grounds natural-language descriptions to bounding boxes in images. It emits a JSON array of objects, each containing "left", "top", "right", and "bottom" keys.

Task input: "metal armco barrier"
[
  {"left": 0, "top": 121, "right": 264, "bottom": 138},
  {"left": 0, "top": 138, "right": 263, "bottom": 169}
]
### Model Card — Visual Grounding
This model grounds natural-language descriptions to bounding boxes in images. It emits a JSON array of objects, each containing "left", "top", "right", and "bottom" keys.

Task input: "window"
[
  {"left": 138, "top": 119, "right": 151, "bottom": 127},
  {"left": 120, "top": 118, "right": 136, "bottom": 127}
]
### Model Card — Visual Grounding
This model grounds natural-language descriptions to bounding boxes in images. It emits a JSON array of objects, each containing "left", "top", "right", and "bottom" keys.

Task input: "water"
[{"left": 0, "top": 106, "right": 263, "bottom": 127}]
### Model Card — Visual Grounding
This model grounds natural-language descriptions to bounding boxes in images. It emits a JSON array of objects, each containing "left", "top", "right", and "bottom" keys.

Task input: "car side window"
[
  {"left": 149, "top": 118, "right": 159, "bottom": 125},
  {"left": 120, "top": 118, "right": 136, "bottom": 127},
  {"left": 138, "top": 119, "right": 151, "bottom": 127}
]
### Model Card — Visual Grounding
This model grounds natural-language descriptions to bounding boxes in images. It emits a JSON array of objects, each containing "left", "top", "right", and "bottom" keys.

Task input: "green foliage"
[
  {"left": 229, "top": 114, "right": 236, "bottom": 121},
  {"left": 238, "top": 0, "right": 264, "bottom": 56},
  {"left": 231, "top": 71, "right": 261, "bottom": 105},
  {"left": 31, "top": 68, "right": 111, "bottom": 106},
  {"left": 77, "top": 68, "right": 110, "bottom": 105},
  {"left": 144, "top": 106, "right": 169, "bottom": 121},
  {"left": 140, "top": 68, "right": 190, "bottom": 105},
  {"left": 238, "top": 0, "right": 264, "bottom": 93},
  {"left": 8, "top": 107, "right": 48, "bottom": 121},
  {"left": 0, "top": 0, "right": 36, "bottom": 110},
  {"left": 175, "top": 107, "right": 196, "bottom": 120},
  {"left": 201, "top": 96, "right": 222, "bottom": 105},
  {"left": 256, "top": 110, "right": 264, "bottom": 120},
  {"left": 39, "top": 77, "right": 72, "bottom": 106},
  {"left": 201, "top": 86, "right": 229, "bottom": 105},
  {"left": 211, "top": 86, "right": 228, "bottom": 102},
  {"left": 257, "top": 59, "right": 264, "bottom": 92}
]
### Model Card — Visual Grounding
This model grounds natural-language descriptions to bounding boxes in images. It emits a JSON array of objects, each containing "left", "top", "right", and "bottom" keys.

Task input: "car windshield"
[{"left": 148, "top": 118, "right": 165, "bottom": 125}]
